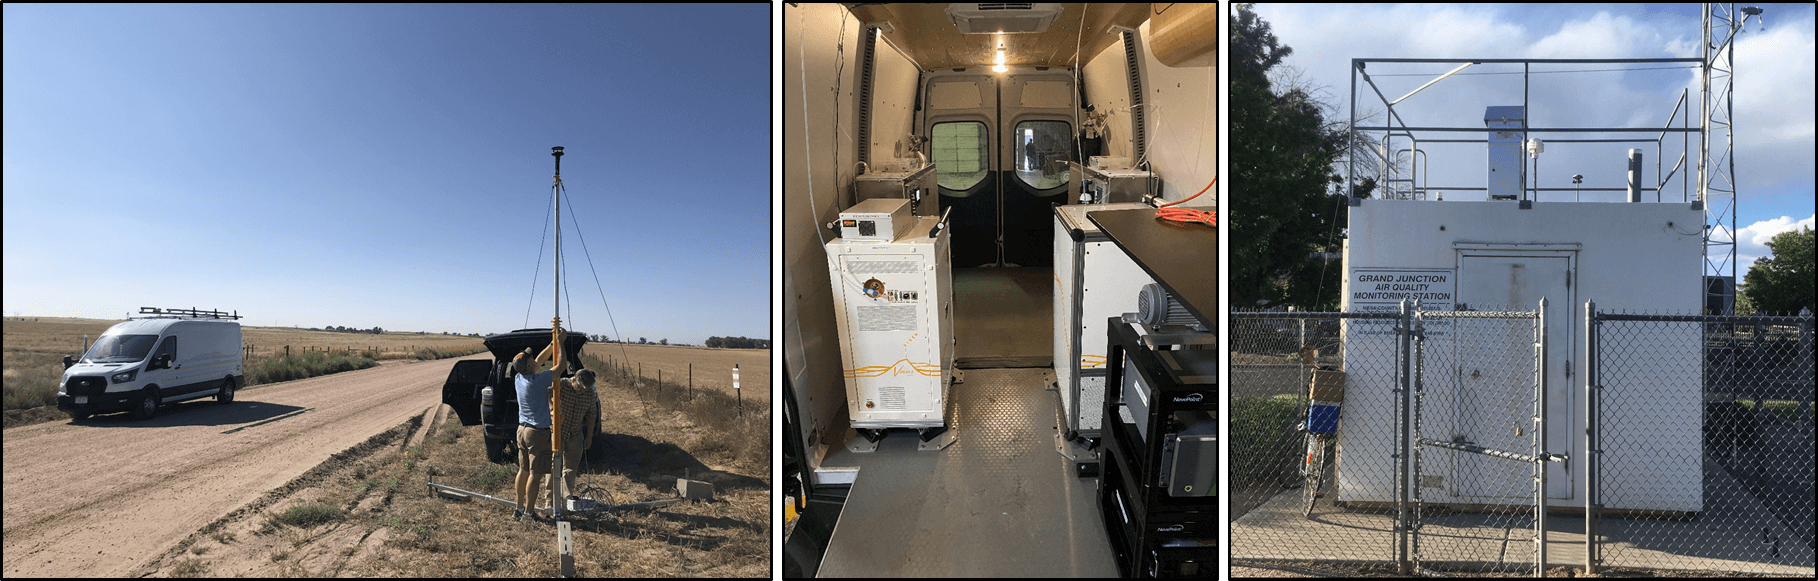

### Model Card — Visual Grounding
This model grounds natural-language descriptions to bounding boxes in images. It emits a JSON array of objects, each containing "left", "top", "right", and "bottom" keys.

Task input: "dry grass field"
[
  {"left": 4, "top": 317, "right": 136, "bottom": 413},
  {"left": 583, "top": 343, "right": 769, "bottom": 403},
  {"left": 239, "top": 326, "right": 484, "bottom": 360},
  {"left": 133, "top": 361, "right": 770, "bottom": 577}
]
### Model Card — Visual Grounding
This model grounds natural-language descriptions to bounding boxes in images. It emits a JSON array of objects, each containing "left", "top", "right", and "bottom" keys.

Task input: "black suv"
[{"left": 442, "top": 328, "right": 603, "bottom": 464}]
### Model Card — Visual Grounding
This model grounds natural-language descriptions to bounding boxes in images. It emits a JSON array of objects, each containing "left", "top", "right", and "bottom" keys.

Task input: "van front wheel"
[
  {"left": 135, "top": 387, "right": 160, "bottom": 420},
  {"left": 217, "top": 377, "right": 235, "bottom": 404}
]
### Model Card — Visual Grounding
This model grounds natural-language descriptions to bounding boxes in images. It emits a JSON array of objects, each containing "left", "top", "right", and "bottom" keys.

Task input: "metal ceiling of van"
[{"left": 846, "top": 3, "right": 1153, "bottom": 71}]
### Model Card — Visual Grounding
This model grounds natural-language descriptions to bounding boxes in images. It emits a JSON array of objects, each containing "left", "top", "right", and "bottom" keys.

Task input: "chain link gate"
[
  {"left": 1586, "top": 305, "right": 1815, "bottom": 576},
  {"left": 1409, "top": 301, "right": 1560, "bottom": 576},
  {"left": 1232, "top": 301, "right": 1577, "bottom": 575}
]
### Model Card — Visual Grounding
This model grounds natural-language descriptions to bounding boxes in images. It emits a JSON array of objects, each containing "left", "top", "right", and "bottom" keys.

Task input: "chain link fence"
[
  {"left": 1229, "top": 309, "right": 1409, "bottom": 567},
  {"left": 1588, "top": 309, "right": 1814, "bottom": 576},
  {"left": 1233, "top": 304, "right": 1816, "bottom": 577}
]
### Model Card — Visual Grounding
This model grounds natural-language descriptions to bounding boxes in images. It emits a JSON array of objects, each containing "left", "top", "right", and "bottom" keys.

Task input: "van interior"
[{"left": 783, "top": 3, "right": 1216, "bottom": 576}]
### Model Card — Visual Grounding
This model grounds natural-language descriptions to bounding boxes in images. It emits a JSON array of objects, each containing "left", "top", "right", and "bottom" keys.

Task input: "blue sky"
[
  {"left": 4, "top": 4, "right": 770, "bottom": 344},
  {"left": 1249, "top": 3, "right": 1815, "bottom": 271}
]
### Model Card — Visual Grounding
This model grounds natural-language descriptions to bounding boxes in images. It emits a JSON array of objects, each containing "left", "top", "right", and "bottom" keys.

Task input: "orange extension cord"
[{"left": 1155, "top": 176, "right": 1216, "bottom": 227}]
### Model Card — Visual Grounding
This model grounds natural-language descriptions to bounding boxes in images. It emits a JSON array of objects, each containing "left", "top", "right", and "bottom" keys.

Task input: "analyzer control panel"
[{"left": 838, "top": 198, "right": 915, "bottom": 242}]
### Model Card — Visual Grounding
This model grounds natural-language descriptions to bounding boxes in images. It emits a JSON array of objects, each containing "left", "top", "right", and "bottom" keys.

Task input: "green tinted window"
[{"left": 932, "top": 121, "right": 989, "bottom": 191}]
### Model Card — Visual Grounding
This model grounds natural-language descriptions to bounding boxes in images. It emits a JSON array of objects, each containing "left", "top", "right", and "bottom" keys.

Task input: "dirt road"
[{"left": 2, "top": 355, "right": 486, "bottom": 577}]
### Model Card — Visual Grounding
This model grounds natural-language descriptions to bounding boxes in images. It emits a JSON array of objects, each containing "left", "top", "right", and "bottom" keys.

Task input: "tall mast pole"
[
  {"left": 550, "top": 146, "right": 565, "bottom": 522},
  {"left": 553, "top": 146, "right": 563, "bottom": 328}
]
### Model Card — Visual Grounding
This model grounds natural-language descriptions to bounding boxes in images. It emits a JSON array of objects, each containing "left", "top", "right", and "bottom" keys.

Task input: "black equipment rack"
[{"left": 1098, "top": 318, "right": 1217, "bottom": 577}]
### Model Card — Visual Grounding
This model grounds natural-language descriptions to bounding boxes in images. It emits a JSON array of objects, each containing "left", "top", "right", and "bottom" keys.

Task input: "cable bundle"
[
  {"left": 1155, "top": 176, "right": 1216, "bottom": 227},
  {"left": 1157, "top": 205, "right": 1216, "bottom": 226}
]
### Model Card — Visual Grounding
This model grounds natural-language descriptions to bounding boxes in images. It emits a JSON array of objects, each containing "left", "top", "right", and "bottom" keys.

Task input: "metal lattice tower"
[{"left": 1701, "top": 3, "right": 1753, "bottom": 315}]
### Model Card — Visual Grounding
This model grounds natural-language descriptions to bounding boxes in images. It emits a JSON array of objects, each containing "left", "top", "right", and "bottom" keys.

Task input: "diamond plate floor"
[
  {"left": 817, "top": 368, "right": 1117, "bottom": 577},
  {"left": 952, "top": 268, "right": 1053, "bottom": 363}
]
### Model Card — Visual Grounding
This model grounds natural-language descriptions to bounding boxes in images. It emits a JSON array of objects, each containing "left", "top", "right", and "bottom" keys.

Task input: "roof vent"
[{"left": 945, "top": 3, "right": 1063, "bottom": 34}]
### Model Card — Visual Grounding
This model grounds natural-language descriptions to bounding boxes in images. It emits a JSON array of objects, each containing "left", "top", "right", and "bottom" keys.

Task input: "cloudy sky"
[{"left": 1249, "top": 3, "right": 1815, "bottom": 271}]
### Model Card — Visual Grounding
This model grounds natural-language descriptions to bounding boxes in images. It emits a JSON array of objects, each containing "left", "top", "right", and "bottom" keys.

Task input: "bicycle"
[
  {"left": 1299, "top": 422, "right": 1334, "bottom": 518},
  {"left": 1299, "top": 399, "right": 1341, "bottom": 518}
]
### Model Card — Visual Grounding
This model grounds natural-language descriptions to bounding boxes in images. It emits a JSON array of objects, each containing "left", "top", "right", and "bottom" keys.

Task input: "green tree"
[
  {"left": 1741, "top": 225, "right": 1814, "bottom": 314},
  {"left": 1229, "top": 5, "right": 1360, "bottom": 310}
]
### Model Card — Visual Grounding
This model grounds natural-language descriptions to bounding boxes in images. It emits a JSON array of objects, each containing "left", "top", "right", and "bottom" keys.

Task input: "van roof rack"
[{"left": 136, "top": 307, "right": 242, "bottom": 320}]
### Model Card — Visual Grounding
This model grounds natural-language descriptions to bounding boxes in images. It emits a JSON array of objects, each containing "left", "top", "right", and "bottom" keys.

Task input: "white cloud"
[
  {"left": 1528, "top": 12, "right": 1673, "bottom": 60},
  {"left": 1732, "top": 213, "right": 1816, "bottom": 265},
  {"left": 1733, "top": 13, "right": 1817, "bottom": 152}
]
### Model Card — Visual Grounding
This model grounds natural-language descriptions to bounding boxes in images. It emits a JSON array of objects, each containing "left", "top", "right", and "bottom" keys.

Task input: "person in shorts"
[{"left": 512, "top": 328, "right": 563, "bottom": 520}]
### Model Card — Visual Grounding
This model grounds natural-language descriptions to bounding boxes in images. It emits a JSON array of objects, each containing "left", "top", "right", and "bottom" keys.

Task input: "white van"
[{"left": 58, "top": 308, "right": 244, "bottom": 420}]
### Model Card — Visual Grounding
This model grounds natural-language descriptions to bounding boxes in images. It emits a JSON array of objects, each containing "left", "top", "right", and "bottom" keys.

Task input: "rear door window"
[
  {"left": 1012, "top": 120, "right": 1072, "bottom": 190},
  {"left": 931, "top": 121, "right": 989, "bottom": 192}
]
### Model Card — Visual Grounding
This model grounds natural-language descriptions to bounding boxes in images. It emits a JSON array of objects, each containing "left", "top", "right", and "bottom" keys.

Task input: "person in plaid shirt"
[{"left": 556, "top": 367, "right": 601, "bottom": 501}]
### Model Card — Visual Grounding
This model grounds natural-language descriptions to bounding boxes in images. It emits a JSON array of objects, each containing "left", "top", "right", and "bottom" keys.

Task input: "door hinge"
[{"left": 1566, "top": 360, "right": 1572, "bottom": 379}]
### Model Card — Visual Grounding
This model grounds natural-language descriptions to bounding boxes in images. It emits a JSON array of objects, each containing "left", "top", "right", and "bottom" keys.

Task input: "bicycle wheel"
[{"left": 1302, "top": 433, "right": 1327, "bottom": 518}]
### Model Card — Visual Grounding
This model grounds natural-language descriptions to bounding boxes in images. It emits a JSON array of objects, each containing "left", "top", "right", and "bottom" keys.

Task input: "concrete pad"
[{"left": 1231, "top": 458, "right": 1813, "bottom": 575}]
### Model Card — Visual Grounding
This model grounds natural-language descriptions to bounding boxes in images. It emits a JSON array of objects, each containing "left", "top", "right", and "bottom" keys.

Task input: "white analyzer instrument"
[
  {"left": 1053, "top": 203, "right": 1157, "bottom": 438},
  {"left": 826, "top": 199, "right": 956, "bottom": 449}
]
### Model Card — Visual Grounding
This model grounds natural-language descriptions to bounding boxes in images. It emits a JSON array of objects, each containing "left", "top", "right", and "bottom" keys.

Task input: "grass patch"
[
  {"left": 467, "top": 463, "right": 516, "bottom": 492},
  {"left": 414, "top": 346, "right": 485, "bottom": 361},
  {"left": 1231, "top": 395, "right": 1303, "bottom": 482},
  {"left": 578, "top": 351, "right": 770, "bottom": 474},
  {"left": 270, "top": 502, "right": 343, "bottom": 529},
  {"left": 3, "top": 361, "right": 65, "bottom": 411},
  {"left": 244, "top": 351, "right": 377, "bottom": 386},
  {"left": 168, "top": 557, "right": 209, "bottom": 576}
]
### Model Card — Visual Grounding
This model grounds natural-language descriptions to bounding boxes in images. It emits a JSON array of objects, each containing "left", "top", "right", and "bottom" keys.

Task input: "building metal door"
[{"left": 1452, "top": 250, "right": 1574, "bottom": 500}]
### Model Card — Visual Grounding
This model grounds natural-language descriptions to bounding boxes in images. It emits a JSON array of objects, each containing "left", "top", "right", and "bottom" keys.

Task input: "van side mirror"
[
  {"left": 64, "top": 355, "right": 76, "bottom": 369},
  {"left": 151, "top": 354, "right": 172, "bottom": 370}
]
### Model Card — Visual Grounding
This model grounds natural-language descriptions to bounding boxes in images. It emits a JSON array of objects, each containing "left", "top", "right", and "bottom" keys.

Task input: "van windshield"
[{"left": 82, "top": 334, "right": 159, "bottom": 364}]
